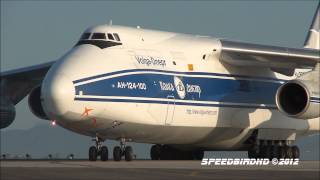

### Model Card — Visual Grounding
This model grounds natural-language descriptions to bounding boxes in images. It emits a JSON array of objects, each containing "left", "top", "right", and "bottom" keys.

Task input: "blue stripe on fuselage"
[{"left": 74, "top": 71, "right": 283, "bottom": 106}]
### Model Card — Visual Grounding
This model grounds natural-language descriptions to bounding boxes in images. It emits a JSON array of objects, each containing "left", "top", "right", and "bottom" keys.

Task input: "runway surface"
[{"left": 1, "top": 160, "right": 319, "bottom": 180}]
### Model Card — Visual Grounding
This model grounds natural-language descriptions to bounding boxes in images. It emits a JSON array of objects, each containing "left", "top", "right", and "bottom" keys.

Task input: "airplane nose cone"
[{"left": 42, "top": 72, "right": 75, "bottom": 119}]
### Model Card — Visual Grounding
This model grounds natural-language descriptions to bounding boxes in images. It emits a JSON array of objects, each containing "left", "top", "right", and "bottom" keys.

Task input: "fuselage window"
[
  {"left": 113, "top": 33, "right": 121, "bottom": 41},
  {"left": 80, "top": 33, "right": 91, "bottom": 40},
  {"left": 91, "top": 33, "right": 106, "bottom": 39},
  {"left": 107, "top": 33, "right": 115, "bottom": 40}
]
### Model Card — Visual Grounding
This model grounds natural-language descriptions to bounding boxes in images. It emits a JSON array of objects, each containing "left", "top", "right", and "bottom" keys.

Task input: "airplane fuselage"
[{"left": 41, "top": 25, "right": 319, "bottom": 151}]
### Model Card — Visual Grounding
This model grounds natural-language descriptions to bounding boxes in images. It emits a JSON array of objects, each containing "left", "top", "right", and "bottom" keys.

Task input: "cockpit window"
[
  {"left": 91, "top": 33, "right": 106, "bottom": 39},
  {"left": 80, "top": 33, "right": 91, "bottom": 40},
  {"left": 113, "top": 33, "right": 121, "bottom": 41},
  {"left": 107, "top": 33, "right": 114, "bottom": 40},
  {"left": 75, "top": 32, "right": 122, "bottom": 49}
]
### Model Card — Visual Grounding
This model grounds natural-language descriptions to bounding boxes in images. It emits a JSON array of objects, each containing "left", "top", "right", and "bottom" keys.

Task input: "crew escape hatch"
[{"left": 147, "top": 95, "right": 176, "bottom": 126}]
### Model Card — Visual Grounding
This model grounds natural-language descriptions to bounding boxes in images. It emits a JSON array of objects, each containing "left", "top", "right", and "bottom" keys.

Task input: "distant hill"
[
  {"left": 0, "top": 124, "right": 151, "bottom": 159},
  {"left": 1, "top": 125, "right": 319, "bottom": 160}
]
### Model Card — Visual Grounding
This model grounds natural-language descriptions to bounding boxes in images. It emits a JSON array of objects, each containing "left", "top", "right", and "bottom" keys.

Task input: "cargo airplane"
[{"left": 1, "top": 5, "right": 319, "bottom": 161}]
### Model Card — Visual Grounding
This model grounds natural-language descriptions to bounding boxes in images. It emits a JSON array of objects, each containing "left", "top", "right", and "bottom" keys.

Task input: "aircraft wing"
[
  {"left": 0, "top": 61, "right": 55, "bottom": 105},
  {"left": 219, "top": 40, "right": 320, "bottom": 75}
]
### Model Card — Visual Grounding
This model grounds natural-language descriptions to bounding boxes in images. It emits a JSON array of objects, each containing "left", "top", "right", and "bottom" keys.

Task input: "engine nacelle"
[
  {"left": 28, "top": 86, "right": 49, "bottom": 120},
  {"left": 0, "top": 97, "right": 16, "bottom": 129},
  {"left": 276, "top": 67, "right": 320, "bottom": 119}
]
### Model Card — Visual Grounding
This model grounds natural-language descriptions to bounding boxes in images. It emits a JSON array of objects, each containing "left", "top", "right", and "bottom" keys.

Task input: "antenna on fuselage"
[{"left": 109, "top": 20, "right": 113, "bottom": 26}]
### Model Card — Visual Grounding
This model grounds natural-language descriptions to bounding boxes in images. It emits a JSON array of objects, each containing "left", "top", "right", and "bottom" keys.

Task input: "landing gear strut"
[
  {"left": 113, "top": 138, "right": 134, "bottom": 161},
  {"left": 150, "top": 144, "right": 204, "bottom": 160},
  {"left": 89, "top": 136, "right": 108, "bottom": 161}
]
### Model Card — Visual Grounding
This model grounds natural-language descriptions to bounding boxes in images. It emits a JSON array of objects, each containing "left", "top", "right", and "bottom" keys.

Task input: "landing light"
[{"left": 51, "top": 120, "right": 56, "bottom": 126}]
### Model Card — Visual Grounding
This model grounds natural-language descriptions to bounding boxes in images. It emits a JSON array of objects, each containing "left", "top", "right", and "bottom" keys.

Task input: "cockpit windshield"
[
  {"left": 107, "top": 33, "right": 114, "bottom": 40},
  {"left": 76, "top": 32, "right": 122, "bottom": 49},
  {"left": 113, "top": 33, "right": 121, "bottom": 41},
  {"left": 91, "top": 33, "right": 106, "bottom": 40}
]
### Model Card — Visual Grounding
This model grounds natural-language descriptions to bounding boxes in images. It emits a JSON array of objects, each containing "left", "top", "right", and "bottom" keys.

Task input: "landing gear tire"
[
  {"left": 89, "top": 146, "right": 97, "bottom": 161},
  {"left": 258, "top": 145, "right": 265, "bottom": 158},
  {"left": 259, "top": 145, "right": 266, "bottom": 158},
  {"left": 150, "top": 145, "right": 161, "bottom": 160},
  {"left": 271, "top": 146, "right": 279, "bottom": 159},
  {"left": 100, "top": 146, "right": 108, "bottom": 161},
  {"left": 285, "top": 146, "right": 293, "bottom": 159},
  {"left": 125, "top": 146, "right": 133, "bottom": 161},
  {"left": 279, "top": 147, "right": 286, "bottom": 159},
  {"left": 113, "top": 146, "right": 122, "bottom": 161},
  {"left": 251, "top": 140, "right": 300, "bottom": 160},
  {"left": 89, "top": 137, "right": 108, "bottom": 162},
  {"left": 292, "top": 146, "right": 300, "bottom": 159},
  {"left": 265, "top": 146, "right": 273, "bottom": 159}
]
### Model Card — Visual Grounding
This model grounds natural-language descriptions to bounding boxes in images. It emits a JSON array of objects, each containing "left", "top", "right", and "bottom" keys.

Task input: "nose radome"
[{"left": 42, "top": 72, "right": 75, "bottom": 119}]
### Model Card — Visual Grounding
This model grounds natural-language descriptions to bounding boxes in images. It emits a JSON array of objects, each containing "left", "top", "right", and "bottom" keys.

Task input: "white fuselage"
[{"left": 40, "top": 25, "right": 319, "bottom": 150}]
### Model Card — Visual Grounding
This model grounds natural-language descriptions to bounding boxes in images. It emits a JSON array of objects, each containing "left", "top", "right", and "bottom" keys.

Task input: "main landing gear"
[
  {"left": 150, "top": 144, "right": 204, "bottom": 160},
  {"left": 89, "top": 137, "right": 108, "bottom": 161},
  {"left": 248, "top": 140, "right": 300, "bottom": 159},
  {"left": 113, "top": 138, "right": 134, "bottom": 161}
]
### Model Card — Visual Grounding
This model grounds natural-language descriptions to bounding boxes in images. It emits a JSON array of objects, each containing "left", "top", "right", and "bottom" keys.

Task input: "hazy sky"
[{"left": 1, "top": 0, "right": 318, "bottom": 130}]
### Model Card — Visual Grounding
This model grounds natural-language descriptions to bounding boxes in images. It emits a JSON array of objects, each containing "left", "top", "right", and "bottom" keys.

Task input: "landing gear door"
[{"left": 165, "top": 95, "right": 175, "bottom": 125}]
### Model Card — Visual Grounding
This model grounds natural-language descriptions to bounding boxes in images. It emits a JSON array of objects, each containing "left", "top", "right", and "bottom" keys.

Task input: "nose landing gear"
[
  {"left": 89, "top": 136, "right": 109, "bottom": 161},
  {"left": 113, "top": 138, "right": 134, "bottom": 161}
]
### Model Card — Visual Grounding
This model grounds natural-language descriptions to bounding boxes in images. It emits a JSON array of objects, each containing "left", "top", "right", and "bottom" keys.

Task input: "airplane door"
[{"left": 165, "top": 95, "right": 175, "bottom": 125}]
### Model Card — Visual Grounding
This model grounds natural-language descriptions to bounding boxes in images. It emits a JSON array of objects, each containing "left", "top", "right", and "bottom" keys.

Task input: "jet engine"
[
  {"left": 28, "top": 86, "right": 49, "bottom": 120},
  {"left": 276, "top": 67, "right": 320, "bottom": 119},
  {"left": 0, "top": 97, "right": 16, "bottom": 129}
]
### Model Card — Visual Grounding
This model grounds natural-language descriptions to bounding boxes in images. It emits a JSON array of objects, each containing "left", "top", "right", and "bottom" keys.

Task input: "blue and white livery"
[{"left": 1, "top": 4, "right": 319, "bottom": 161}]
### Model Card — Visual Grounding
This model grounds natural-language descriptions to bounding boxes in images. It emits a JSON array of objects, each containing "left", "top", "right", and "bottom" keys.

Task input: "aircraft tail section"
[{"left": 304, "top": 3, "right": 320, "bottom": 49}]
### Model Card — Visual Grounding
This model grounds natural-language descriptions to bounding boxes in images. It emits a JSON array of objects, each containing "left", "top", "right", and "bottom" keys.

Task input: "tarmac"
[{"left": 1, "top": 160, "right": 319, "bottom": 180}]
